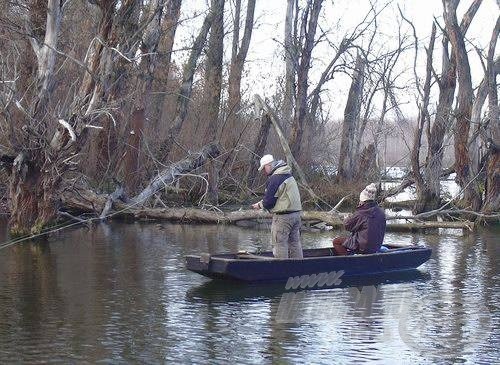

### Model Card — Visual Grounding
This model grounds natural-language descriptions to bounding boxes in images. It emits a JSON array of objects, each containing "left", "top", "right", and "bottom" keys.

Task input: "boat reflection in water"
[{"left": 185, "top": 269, "right": 431, "bottom": 303}]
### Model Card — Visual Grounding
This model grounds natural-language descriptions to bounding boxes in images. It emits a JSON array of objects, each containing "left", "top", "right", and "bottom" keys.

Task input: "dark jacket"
[
  {"left": 342, "top": 201, "right": 386, "bottom": 254},
  {"left": 261, "top": 160, "right": 302, "bottom": 213}
]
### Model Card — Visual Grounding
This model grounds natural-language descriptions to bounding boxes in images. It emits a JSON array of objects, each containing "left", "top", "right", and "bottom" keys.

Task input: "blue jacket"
[{"left": 261, "top": 161, "right": 302, "bottom": 213}]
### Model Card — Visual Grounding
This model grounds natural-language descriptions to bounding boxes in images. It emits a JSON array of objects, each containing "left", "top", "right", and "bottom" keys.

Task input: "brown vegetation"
[{"left": 0, "top": 0, "right": 498, "bottom": 236}]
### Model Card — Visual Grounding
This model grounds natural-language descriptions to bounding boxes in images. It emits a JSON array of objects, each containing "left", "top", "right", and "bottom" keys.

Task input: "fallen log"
[
  {"left": 382, "top": 200, "right": 415, "bottom": 209},
  {"left": 132, "top": 142, "right": 220, "bottom": 205},
  {"left": 385, "top": 220, "right": 475, "bottom": 232},
  {"left": 100, "top": 185, "right": 124, "bottom": 220},
  {"left": 61, "top": 189, "right": 475, "bottom": 232}
]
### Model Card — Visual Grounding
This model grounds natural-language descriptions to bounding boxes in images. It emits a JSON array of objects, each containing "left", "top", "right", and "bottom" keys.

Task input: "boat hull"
[{"left": 185, "top": 246, "right": 432, "bottom": 282}]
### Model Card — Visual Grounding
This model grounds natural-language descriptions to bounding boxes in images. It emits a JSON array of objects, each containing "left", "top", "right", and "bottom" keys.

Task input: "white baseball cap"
[{"left": 258, "top": 154, "right": 274, "bottom": 171}]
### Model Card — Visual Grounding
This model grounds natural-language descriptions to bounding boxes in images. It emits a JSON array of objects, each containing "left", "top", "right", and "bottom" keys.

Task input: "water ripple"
[{"left": 0, "top": 221, "right": 498, "bottom": 364}]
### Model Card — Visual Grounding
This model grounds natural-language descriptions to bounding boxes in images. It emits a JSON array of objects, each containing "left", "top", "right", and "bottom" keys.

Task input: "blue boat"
[{"left": 185, "top": 245, "right": 432, "bottom": 282}]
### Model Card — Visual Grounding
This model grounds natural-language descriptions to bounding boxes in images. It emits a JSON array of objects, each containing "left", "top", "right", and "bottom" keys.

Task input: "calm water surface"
[{"left": 0, "top": 220, "right": 498, "bottom": 364}]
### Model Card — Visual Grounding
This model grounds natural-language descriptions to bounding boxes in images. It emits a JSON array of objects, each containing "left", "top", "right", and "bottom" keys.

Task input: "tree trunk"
[
  {"left": 203, "top": 0, "right": 225, "bottom": 205},
  {"left": 62, "top": 190, "right": 476, "bottom": 232},
  {"left": 282, "top": 0, "right": 296, "bottom": 133},
  {"left": 7, "top": 0, "right": 62, "bottom": 235},
  {"left": 88, "top": 0, "right": 142, "bottom": 179},
  {"left": 225, "top": 0, "right": 256, "bottom": 146},
  {"left": 153, "top": 0, "right": 182, "bottom": 125},
  {"left": 413, "top": 23, "right": 436, "bottom": 214},
  {"left": 443, "top": 0, "right": 482, "bottom": 211},
  {"left": 246, "top": 114, "right": 272, "bottom": 189},
  {"left": 482, "top": 17, "right": 500, "bottom": 213},
  {"left": 122, "top": 0, "right": 166, "bottom": 194},
  {"left": 122, "top": 109, "right": 144, "bottom": 195},
  {"left": 422, "top": 0, "right": 482, "bottom": 212},
  {"left": 338, "top": 53, "right": 365, "bottom": 181},
  {"left": 289, "top": 0, "right": 323, "bottom": 160},
  {"left": 355, "top": 144, "right": 377, "bottom": 182},
  {"left": 158, "top": 12, "right": 213, "bottom": 161},
  {"left": 77, "top": 0, "right": 115, "bottom": 107}
]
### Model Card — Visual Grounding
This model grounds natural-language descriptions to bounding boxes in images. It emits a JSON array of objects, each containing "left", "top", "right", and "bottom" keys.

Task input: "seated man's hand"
[{"left": 251, "top": 201, "right": 262, "bottom": 210}]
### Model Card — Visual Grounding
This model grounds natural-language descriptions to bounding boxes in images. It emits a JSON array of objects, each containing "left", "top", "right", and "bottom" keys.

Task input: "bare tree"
[
  {"left": 203, "top": 0, "right": 225, "bottom": 204},
  {"left": 482, "top": 16, "right": 500, "bottom": 213},
  {"left": 225, "top": 0, "right": 256, "bottom": 145},
  {"left": 443, "top": 0, "right": 482, "bottom": 210},
  {"left": 288, "top": 0, "right": 323, "bottom": 159},
  {"left": 7, "top": 0, "right": 63, "bottom": 235},
  {"left": 122, "top": 0, "right": 166, "bottom": 194},
  {"left": 282, "top": 0, "right": 297, "bottom": 132},
  {"left": 337, "top": 53, "right": 365, "bottom": 181},
  {"left": 411, "top": 24, "right": 437, "bottom": 213},
  {"left": 419, "top": 0, "right": 482, "bottom": 212},
  {"left": 85, "top": 0, "right": 143, "bottom": 180},
  {"left": 152, "top": 0, "right": 183, "bottom": 125},
  {"left": 158, "top": 9, "right": 213, "bottom": 161}
]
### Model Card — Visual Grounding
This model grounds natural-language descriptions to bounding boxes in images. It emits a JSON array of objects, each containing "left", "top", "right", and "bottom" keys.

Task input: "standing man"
[{"left": 252, "top": 154, "right": 303, "bottom": 259}]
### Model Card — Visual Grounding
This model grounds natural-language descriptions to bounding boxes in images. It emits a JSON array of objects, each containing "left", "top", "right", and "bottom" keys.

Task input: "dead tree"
[
  {"left": 122, "top": 0, "right": 166, "bottom": 194},
  {"left": 482, "top": 16, "right": 500, "bottom": 213},
  {"left": 411, "top": 24, "right": 437, "bottom": 213},
  {"left": 158, "top": 9, "right": 213, "bottom": 161},
  {"left": 245, "top": 108, "right": 271, "bottom": 190},
  {"left": 307, "top": 4, "right": 383, "bottom": 170},
  {"left": 225, "top": 0, "right": 256, "bottom": 146},
  {"left": 83, "top": 0, "right": 143, "bottom": 180},
  {"left": 77, "top": 0, "right": 115, "bottom": 108},
  {"left": 337, "top": 53, "right": 365, "bottom": 181},
  {"left": 420, "top": 0, "right": 482, "bottom": 211},
  {"left": 132, "top": 143, "right": 221, "bottom": 205},
  {"left": 288, "top": 0, "right": 324, "bottom": 160},
  {"left": 153, "top": 0, "right": 183, "bottom": 124},
  {"left": 282, "top": 0, "right": 297, "bottom": 132},
  {"left": 443, "top": 0, "right": 482, "bottom": 211},
  {"left": 5, "top": 0, "right": 64, "bottom": 235},
  {"left": 203, "top": 0, "right": 225, "bottom": 205}
]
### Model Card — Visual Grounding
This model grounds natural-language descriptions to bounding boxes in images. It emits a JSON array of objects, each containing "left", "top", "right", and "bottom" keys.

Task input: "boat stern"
[{"left": 186, "top": 254, "right": 230, "bottom": 279}]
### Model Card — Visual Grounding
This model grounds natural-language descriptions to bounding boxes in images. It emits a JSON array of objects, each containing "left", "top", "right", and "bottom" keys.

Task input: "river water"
[{"left": 0, "top": 220, "right": 498, "bottom": 364}]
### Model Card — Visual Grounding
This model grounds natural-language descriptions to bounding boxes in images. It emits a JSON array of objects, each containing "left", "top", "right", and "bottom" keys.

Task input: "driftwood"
[
  {"left": 58, "top": 211, "right": 88, "bottom": 225},
  {"left": 100, "top": 185, "right": 124, "bottom": 220},
  {"left": 386, "top": 221, "right": 474, "bottom": 231},
  {"left": 132, "top": 143, "right": 220, "bottom": 205}
]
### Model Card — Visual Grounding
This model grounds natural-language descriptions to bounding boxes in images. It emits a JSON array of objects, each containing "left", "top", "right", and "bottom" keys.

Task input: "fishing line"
[
  {"left": 0, "top": 147, "right": 237, "bottom": 251},
  {"left": 0, "top": 173, "right": 186, "bottom": 251}
]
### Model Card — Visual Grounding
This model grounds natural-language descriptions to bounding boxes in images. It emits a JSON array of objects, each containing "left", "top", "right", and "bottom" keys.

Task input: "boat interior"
[{"left": 205, "top": 245, "right": 423, "bottom": 260}]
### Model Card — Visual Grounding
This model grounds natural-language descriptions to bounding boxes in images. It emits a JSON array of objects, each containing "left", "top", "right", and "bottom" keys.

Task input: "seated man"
[{"left": 332, "top": 183, "right": 386, "bottom": 255}]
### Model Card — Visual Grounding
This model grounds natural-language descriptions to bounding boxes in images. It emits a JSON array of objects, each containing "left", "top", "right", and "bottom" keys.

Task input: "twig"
[{"left": 59, "top": 211, "right": 89, "bottom": 225}]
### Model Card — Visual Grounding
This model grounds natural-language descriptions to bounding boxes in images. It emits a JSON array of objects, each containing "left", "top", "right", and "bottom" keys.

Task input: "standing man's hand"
[{"left": 251, "top": 201, "right": 263, "bottom": 210}]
